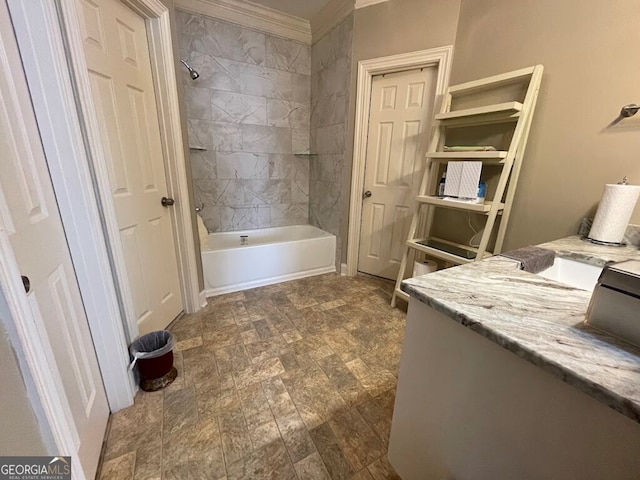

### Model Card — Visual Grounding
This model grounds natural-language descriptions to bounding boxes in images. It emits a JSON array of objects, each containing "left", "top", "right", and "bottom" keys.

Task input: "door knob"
[
  {"left": 21, "top": 275, "right": 30, "bottom": 293},
  {"left": 363, "top": 190, "right": 372, "bottom": 198},
  {"left": 161, "top": 197, "right": 175, "bottom": 207}
]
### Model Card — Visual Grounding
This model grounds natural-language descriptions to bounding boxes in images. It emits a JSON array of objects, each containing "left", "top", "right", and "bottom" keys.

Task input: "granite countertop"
[{"left": 401, "top": 235, "right": 640, "bottom": 423}]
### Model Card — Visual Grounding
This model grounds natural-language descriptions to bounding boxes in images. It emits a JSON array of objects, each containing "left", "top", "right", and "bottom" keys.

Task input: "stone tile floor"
[{"left": 97, "top": 273, "right": 406, "bottom": 479}]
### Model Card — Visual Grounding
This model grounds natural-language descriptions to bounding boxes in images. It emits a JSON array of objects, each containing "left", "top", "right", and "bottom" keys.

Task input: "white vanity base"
[{"left": 389, "top": 298, "right": 640, "bottom": 480}]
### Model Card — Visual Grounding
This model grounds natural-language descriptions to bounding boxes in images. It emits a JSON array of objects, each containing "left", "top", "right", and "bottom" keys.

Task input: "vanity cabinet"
[{"left": 388, "top": 298, "right": 640, "bottom": 480}]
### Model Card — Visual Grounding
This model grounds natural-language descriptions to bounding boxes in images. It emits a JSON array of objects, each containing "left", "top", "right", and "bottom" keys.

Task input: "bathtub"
[{"left": 202, "top": 225, "right": 336, "bottom": 296}]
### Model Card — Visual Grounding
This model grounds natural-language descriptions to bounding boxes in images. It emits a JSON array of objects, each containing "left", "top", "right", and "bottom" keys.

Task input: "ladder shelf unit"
[{"left": 391, "top": 65, "right": 543, "bottom": 307}]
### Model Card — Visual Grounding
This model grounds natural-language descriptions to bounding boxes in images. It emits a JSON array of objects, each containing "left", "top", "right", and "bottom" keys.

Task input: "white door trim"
[
  {"left": 346, "top": 46, "right": 453, "bottom": 276},
  {"left": 57, "top": 0, "right": 201, "bottom": 340},
  {"left": 6, "top": 0, "right": 135, "bottom": 416}
]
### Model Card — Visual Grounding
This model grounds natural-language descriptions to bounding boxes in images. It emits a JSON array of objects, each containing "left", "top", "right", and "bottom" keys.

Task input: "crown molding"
[
  {"left": 354, "top": 0, "right": 390, "bottom": 8},
  {"left": 311, "top": 0, "right": 354, "bottom": 42},
  {"left": 175, "top": 0, "right": 311, "bottom": 44}
]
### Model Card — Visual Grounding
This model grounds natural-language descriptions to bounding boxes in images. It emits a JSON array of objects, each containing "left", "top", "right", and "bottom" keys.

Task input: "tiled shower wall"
[
  {"left": 176, "top": 10, "right": 311, "bottom": 232},
  {"left": 310, "top": 15, "right": 354, "bottom": 267}
]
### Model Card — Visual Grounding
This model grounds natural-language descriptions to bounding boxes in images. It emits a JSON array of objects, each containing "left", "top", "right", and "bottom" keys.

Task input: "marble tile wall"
[
  {"left": 310, "top": 15, "right": 354, "bottom": 268},
  {"left": 176, "top": 10, "right": 311, "bottom": 232}
]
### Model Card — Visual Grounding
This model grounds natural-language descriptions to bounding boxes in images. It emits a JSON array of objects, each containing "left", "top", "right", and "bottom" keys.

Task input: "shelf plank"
[
  {"left": 416, "top": 196, "right": 504, "bottom": 213},
  {"left": 426, "top": 151, "right": 508, "bottom": 162},
  {"left": 394, "top": 288, "right": 410, "bottom": 303},
  {"left": 428, "top": 236, "right": 494, "bottom": 257},
  {"left": 435, "top": 102, "right": 523, "bottom": 121},
  {"left": 448, "top": 66, "right": 537, "bottom": 95},
  {"left": 407, "top": 239, "right": 475, "bottom": 265}
]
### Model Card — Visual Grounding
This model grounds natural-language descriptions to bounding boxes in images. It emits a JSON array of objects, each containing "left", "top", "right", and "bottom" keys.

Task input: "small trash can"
[{"left": 129, "top": 330, "right": 177, "bottom": 392}]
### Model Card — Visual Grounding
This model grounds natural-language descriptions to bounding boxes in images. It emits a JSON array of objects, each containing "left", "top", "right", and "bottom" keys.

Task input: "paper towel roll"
[
  {"left": 413, "top": 259, "right": 438, "bottom": 277},
  {"left": 588, "top": 183, "right": 640, "bottom": 244}
]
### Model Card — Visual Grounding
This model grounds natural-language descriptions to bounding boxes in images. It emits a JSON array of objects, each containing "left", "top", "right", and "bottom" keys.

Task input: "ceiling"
[{"left": 248, "top": 0, "right": 332, "bottom": 20}]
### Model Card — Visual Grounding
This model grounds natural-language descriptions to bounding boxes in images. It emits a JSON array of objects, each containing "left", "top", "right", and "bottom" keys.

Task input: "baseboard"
[{"left": 340, "top": 263, "right": 348, "bottom": 276}]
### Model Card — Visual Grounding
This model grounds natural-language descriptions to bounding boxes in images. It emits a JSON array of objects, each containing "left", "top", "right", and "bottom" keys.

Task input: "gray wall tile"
[
  {"left": 181, "top": 52, "right": 242, "bottom": 93},
  {"left": 220, "top": 206, "right": 271, "bottom": 231},
  {"left": 314, "top": 124, "right": 346, "bottom": 155},
  {"left": 211, "top": 91, "right": 267, "bottom": 125},
  {"left": 239, "top": 65, "right": 292, "bottom": 100},
  {"left": 292, "top": 74, "right": 311, "bottom": 104},
  {"left": 178, "top": 11, "right": 265, "bottom": 65},
  {"left": 309, "top": 15, "right": 354, "bottom": 268},
  {"left": 292, "top": 130, "right": 310, "bottom": 155},
  {"left": 177, "top": 10, "right": 312, "bottom": 232},
  {"left": 271, "top": 204, "right": 309, "bottom": 226},
  {"left": 241, "top": 125, "right": 293, "bottom": 155},
  {"left": 190, "top": 150, "right": 217, "bottom": 181},
  {"left": 217, "top": 152, "right": 269, "bottom": 180},
  {"left": 187, "top": 119, "right": 243, "bottom": 151},
  {"left": 244, "top": 180, "right": 292, "bottom": 205},
  {"left": 269, "top": 155, "right": 309, "bottom": 181},
  {"left": 212, "top": 179, "right": 246, "bottom": 206},
  {"left": 185, "top": 85, "right": 212, "bottom": 120},
  {"left": 266, "top": 36, "right": 311, "bottom": 75},
  {"left": 267, "top": 99, "right": 310, "bottom": 130},
  {"left": 291, "top": 180, "right": 309, "bottom": 204}
]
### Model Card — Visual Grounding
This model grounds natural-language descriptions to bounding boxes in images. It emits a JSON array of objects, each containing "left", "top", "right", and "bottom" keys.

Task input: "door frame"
[
  {"left": 56, "top": 0, "right": 201, "bottom": 339},
  {"left": 345, "top": 46, "right": 453, "bottom": 276}
]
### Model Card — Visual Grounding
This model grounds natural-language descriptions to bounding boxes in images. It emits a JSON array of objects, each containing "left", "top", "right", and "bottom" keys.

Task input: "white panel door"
[
  {"left": 77, "top": 0, "right": 183, "bottom": 334},
  {"left": 0, "top": 3, "right": 108, "bottom": 477},
  {"left": 358, "top": 68, "right": 437, "bottom": 279}
]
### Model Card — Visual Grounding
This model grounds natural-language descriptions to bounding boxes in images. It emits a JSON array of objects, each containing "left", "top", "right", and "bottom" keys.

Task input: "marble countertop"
[{"left": 401, "top": 236, "right": 640, "bottom": 423}]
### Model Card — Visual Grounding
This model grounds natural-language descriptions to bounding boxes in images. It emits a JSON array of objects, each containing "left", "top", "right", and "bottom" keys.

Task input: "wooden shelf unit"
[{"left": 391, "top": 65, "right": 544, "bottom": 307}]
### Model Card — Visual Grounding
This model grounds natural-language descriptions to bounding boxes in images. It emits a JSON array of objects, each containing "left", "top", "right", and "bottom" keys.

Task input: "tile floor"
[{"left": 98, "top": 273, "right": 406, "bottom": 480}]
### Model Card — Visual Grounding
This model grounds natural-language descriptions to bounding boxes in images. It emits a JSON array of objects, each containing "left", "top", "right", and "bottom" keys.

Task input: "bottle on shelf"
[{"left": 437, "top": 172, "right": 447, "bottom": 197}]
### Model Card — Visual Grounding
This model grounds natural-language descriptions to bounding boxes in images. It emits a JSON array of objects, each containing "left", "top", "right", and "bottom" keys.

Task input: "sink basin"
[
  {"left": 586, "top": 260, "right": 640, "bottom": 348},
  {"left": 538, "top": 258, "right": 640, "bottom": 347},
  {"left": 537, "top": 257, "right": 602, "bottom": 291}
]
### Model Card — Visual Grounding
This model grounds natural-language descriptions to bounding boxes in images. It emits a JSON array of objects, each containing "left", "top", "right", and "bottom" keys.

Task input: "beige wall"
[
  {"left": 450, "top": 0, "right": 640, "bottom": 250},
  {"left": 343, "top": 0, "right": 461, "bottom": 262},
  {"left": 0, "top": 309, "right": 47, "bottom": 455}
]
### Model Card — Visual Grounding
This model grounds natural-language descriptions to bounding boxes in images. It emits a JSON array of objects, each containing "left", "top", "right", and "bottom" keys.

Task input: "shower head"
[{"left": 180, "top": 59, "right": 200, "bottom": 80}]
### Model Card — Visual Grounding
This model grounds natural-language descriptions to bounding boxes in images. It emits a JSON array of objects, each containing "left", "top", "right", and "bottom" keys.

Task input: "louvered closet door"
[
  {"left": 358, "top": 67, "right": 437, "bottom": 280},
  {"left": 77, "top": 0, "right": 183, "bottom": 334},
  {"left": 0, "top": 2, "right": 108, "bottom": 477}
]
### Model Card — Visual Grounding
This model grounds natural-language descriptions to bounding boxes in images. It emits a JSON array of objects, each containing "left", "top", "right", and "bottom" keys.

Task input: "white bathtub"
[{"left": 202, "top": 225, "right": 336, "bottom": 296}]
